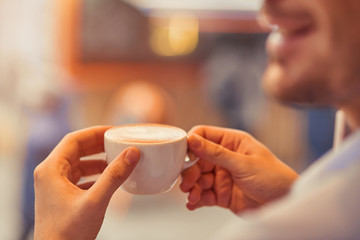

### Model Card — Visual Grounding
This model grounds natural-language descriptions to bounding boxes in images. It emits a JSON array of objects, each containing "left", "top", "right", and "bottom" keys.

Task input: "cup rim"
[{"left": 104, "top": 123, "right": 187, "bottom": 145}]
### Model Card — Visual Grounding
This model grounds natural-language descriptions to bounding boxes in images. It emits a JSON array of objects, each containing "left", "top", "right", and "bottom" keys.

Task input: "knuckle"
[
  {"left": 213, "top": 145, "right": 225, "bottom": 159},
  {"left": 33, "top": 163, "right": 46, "bottom": 185},
  {"left": 63, "top": 132, "right": 73, "bottom": 141},
  {"left": 60, "top": 133, "right": 75, "bottom": 148},
  {"left": 63, "top": 132, "right": 77, "bottom": 144},
  {"left": 192, "top": 125, "right": 205, "bottom": 130},
  {"left": 241, "top": 131, "right": 255, "bottom": 143},
  {"left": 235, "top": 129, "right": 251, "bottom": 140},
  {"left": 189, "top": 125, "right": 206, "bottom": 134}
]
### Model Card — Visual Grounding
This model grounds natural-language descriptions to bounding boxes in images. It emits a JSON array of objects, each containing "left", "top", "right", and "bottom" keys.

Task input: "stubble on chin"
[{"left": 261, "top": 62, "right": 331, "bottom": 106}]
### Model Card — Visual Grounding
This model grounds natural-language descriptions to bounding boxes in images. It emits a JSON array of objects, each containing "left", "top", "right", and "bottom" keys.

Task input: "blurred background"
[{"left": 0, "top": 0, "right": 336, "bottom": 239}]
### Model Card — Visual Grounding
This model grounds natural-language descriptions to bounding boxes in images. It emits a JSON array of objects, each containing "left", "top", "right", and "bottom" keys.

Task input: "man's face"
[{"left": 261, "top": 0, "right": 360, "bottom": 106}]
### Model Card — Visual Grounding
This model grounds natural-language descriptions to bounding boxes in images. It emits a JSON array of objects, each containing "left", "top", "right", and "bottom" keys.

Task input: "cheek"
[
  {"left": 314, "top": 0, "right": 360, "bottom": 95},
  {"left": 316, "top": 28, "right": 360, "bottom": 102}
]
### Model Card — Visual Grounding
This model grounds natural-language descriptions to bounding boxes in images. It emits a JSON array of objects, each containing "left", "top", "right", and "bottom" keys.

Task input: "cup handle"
[
  {"left": 77, "top": 152, "right": 106, "bottom": 186},
  {"left": 182, "top": 155, "right": 199, "bottom": 171}
]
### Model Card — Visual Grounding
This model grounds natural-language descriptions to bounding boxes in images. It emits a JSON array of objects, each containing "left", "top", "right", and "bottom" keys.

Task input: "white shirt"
[{"left": 214, "top": 130, "right": 360, "bottom": 240}]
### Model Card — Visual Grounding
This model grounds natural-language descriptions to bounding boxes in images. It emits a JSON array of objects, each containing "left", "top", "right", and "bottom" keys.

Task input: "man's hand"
[
  {"left": 180, "top": 125, "right": 298, "bottom": 214},
  {"left": 34, "top": 126, "right": 140, "bottom": 240}
]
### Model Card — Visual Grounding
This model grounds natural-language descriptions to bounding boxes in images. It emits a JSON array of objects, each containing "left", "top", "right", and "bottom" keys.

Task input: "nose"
[{"left": 257, "top": 4, "right": 275, "bottom": 31}]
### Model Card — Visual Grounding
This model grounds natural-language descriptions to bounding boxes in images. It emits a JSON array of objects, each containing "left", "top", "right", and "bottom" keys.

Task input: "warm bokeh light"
[
  {"left": 150, "top": 13, "right": 199, "bottom": 56},
  {"left": 124, "top": 0, "right": 263, "bottom": 12}
]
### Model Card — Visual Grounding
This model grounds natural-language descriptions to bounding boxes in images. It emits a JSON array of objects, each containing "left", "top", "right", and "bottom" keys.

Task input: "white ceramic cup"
[{"left": 104, "top": 124, "right": 196, "bottom": 195}]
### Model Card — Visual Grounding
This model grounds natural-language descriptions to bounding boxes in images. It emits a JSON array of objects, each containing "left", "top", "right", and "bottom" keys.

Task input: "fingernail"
[
  {"left": 124, "top": 148, "right": 140, "bottom": 165},
  {"left": 189, "top": 134, "right": 202, "bottom": 149}
]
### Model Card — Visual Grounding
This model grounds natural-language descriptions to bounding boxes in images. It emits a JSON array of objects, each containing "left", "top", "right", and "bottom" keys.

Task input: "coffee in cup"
[{"left": 104, "top": 124, "right": 195, "bottom": 195}]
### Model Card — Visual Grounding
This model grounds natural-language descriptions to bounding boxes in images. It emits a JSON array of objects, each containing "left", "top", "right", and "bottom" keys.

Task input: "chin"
[
  {"left": 262, "top": 63, "right": 294, "bottom": 102},
  {"left": 262, "top": 63, "right": 327, "bottom": 106}
]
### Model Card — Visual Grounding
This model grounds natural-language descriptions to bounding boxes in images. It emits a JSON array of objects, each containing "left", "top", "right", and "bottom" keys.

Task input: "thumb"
[
  {"left": 188, "top": 134, "right": 246, "bottom": 171},
  {"left": 89, "top": 147, "right": 140, "bottom": 203}
]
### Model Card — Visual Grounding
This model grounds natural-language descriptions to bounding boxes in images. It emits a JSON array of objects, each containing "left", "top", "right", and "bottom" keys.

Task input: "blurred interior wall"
[
  {"left": 0, "top": 1, "right": 61, "bottom": 239},
  {"left": 0, "top": 0, "right": 59, "bottom": 152}
]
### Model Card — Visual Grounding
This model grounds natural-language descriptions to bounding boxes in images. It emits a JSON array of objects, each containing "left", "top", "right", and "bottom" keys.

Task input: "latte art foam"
[{"left": 106, "top": 125, "right": 186, "bottom": 143}]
